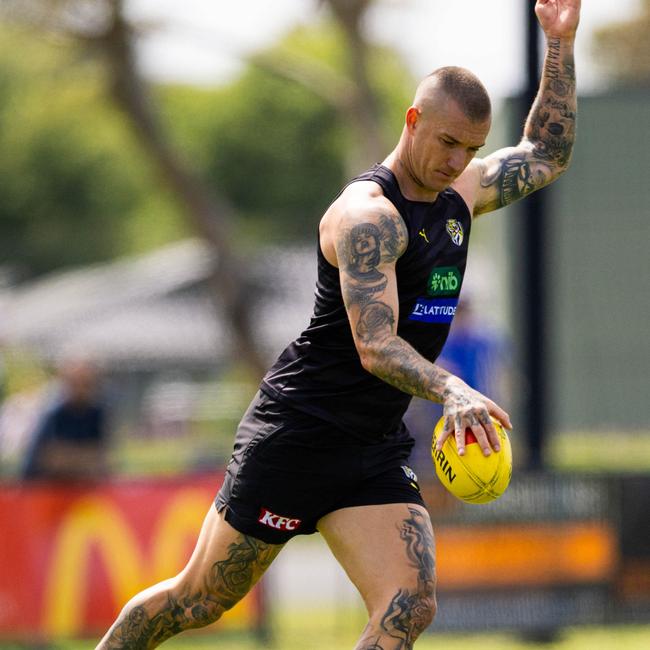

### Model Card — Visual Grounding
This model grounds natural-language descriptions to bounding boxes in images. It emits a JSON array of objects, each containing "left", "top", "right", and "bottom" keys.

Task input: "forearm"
[
  {"left": 524, "top": 36, "right": 577, "bottom": 172},
  {"left": 362, "top": 334, "right": 456, "bottom": 403},
  {"left": 473, "top": 35, "right": 577, "bottom": 214}
]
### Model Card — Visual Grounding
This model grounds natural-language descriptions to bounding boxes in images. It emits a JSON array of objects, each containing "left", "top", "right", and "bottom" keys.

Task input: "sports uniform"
[{"left": 216, "top": 164, "right": 472, "bottom": 544}]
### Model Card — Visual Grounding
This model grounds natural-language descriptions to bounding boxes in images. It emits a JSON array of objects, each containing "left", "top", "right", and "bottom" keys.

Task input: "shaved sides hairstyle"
[{"left": 416, "top": 66, "right": 491, "bottom": 123}]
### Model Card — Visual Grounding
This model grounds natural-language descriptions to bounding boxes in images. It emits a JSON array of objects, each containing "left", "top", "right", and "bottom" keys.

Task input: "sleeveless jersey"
[{"left": 261, "top": 164, "right": 472, "bottom": 442}]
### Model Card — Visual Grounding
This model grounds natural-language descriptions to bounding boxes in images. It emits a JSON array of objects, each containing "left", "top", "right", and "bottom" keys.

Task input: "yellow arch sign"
[{"left": 43, "top": 489, "right": 252, "bottom": 636}]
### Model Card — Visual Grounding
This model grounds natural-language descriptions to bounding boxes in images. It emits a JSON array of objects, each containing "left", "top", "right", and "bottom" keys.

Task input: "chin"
[
  {"left": 427, "top": 178, "right": 451, "bottom": 193},
  {"left": 413, "top": 169, "right": 449, "bottom": 196}
]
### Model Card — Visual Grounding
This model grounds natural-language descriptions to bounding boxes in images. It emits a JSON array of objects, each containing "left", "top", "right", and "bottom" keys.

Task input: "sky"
[{"left": 127, "top": 0, "right": 641, "bottom": 98}]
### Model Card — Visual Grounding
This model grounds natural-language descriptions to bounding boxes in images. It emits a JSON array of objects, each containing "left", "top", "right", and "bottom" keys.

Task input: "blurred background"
[{"left": 0, "top": 0, "right": 648, "bottom": 647}]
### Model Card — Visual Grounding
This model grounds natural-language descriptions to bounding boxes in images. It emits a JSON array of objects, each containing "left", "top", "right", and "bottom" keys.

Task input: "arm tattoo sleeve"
[
  {"left": 356, "top": 301, "right": 395, "bottom": 343},
  {"left": 478, "top": 37, "right": 576, "bottom": 213},
  {"left": 371, "top": 337, "right": 453, "bottom": 402},
  {"left": 337, "top": 212, "right": 454, "bottom": 402},
  {"left": 338, "top": 213, "right": 406, "bottom": 311},
  {"left": 527, "top": 37, "right": 577, "bottom": 169}
]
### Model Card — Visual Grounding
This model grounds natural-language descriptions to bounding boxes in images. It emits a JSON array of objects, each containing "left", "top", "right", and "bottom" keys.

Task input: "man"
[
  {"left": 22, "top": 357, "right": 109, "bottom": 481},
  {"left": 97, "top": 0, "right": 580, "bottom": 647}
]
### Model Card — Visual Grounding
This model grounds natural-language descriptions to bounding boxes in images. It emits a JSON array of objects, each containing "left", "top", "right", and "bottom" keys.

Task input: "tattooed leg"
[
  {"left": 96, "top": 506, "right": 283, "bottom": 649},
  {"left": 355, "top": 508, "right": 436, "bottom": 649},
  {"left": 318, "top": 504, "right": 436, "bottom": 650}
]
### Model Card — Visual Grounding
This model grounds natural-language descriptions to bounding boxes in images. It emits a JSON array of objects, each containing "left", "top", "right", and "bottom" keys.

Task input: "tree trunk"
[
  {"left": 325, "top": 0, "right": 387, "bottom": 171},
  {"left": 94, "top": 0, "right": 267, "bottom": 377}
]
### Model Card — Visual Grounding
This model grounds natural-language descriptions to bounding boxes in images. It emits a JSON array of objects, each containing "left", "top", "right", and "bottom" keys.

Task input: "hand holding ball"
[{"left": 431, "top": 416, "right": 512, "bottom": 504}]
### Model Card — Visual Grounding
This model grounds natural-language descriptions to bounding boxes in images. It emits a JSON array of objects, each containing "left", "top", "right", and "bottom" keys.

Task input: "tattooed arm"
[
  {"left": 458, "top": 0, "right": 580, "bottom": 216},
  {"left": 321, "top": 191, "right": 510, "bottom": 456}
]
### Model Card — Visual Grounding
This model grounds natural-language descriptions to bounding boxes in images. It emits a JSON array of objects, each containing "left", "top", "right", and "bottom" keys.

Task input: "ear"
[{"left": 406, "top": 106, "right": 420, "bottom": 133}]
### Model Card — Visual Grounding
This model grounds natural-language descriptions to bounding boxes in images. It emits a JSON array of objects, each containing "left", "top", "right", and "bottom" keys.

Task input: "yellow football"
[{"left": 431, "top": 416, "right": 512, "bottom": 504}]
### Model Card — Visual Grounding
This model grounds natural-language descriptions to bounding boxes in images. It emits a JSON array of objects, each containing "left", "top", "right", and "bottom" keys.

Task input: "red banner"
[{"left": 0, "top": 475, "right": 261, "bottom": 640}]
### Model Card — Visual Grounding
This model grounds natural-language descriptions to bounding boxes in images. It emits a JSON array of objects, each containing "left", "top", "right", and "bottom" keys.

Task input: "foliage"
[
  {"left": 0, "top": 25, "right": 187, "bottom": 278},
  {"left": 593, "top": 0, "right": 650, "bottom": 87},
  {"left": 0, "top": 20, "right": 414, "bottom": 277},
  {"left": 158, "top": 24, "right": 414, "bottom": 242},
  {"left": 187, "top": 70, "right": 345, "bottom": 242},
  {"left": 0, "top": 347, "right": 50, "bottom": 396}
]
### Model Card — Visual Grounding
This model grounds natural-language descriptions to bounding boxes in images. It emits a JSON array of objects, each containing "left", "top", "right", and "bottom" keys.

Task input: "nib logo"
[
  {"left": 258, "top": 508, "right": 302, "bottom": 531},
  {"left": 427, "top": 266, "right": 461, "bottom": 297}
]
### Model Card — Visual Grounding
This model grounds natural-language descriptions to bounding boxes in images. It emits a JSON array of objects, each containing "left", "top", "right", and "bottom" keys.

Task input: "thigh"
[
  {"left": 177, "top": 503, "right": 284, "bottom": 611},
  {"left": 317, "top": 503, "right": 436, "bottom": 613}
]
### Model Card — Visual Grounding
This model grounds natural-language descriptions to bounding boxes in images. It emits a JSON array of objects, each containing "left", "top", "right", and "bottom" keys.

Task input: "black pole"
[{"left": 520, "top": 3, "right": 547, "bottom": 470}]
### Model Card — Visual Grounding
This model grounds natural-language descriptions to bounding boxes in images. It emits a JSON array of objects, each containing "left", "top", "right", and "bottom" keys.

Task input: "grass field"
[
  {"left": 549, "top": 430, "right": 650, "bottom": 472},
  {"left": 31, "top": 625, "right": 650, "bottom": 650},
  {"left": 161, "top": 625, "right": 650, "bottom": 650},
  {"left": 17, "top": 612, "right": 650, "bottom": 650}
]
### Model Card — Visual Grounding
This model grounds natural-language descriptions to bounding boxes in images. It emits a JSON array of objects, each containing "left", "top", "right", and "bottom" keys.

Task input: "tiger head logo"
[{"left": 445, "top": 219, "right": 464, "bottom": 246}]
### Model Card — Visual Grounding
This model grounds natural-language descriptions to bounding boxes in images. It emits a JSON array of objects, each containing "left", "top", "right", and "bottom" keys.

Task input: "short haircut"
[{"left": 419, "top": 66, "right": 491, "bottom": 123}]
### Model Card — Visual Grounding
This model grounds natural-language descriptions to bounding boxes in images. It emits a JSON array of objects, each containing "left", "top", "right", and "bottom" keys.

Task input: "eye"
[{"left": 441, "top": 138, "right": 454, "bottom": 146}]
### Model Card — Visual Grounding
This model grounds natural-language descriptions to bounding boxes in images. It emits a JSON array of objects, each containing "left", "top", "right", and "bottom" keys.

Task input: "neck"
[{"left": 382, "top": 148, "right": 441, "bottom": 203}]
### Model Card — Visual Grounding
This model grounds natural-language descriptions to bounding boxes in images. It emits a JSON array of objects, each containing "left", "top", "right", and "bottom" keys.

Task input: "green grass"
[
  {"left": 549, "top": 430, "right": 650, "bottom": 472},
  {"left": 15, "top": 612, "right": 650, "bottom": 650},
  {"left": 158, "top": 624, "right": 650, "bottom": 650}
]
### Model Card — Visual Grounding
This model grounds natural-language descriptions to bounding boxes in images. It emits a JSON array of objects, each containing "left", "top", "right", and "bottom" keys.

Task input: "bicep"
[
  {"left": 333, "top": 213, "right": 406, "bottom": 352},
  {"left": 340, "top": 261, "right": 399, "bottom": 350},
  {"left": 472, "top": 142, "right": 555, "bottom": 216}
]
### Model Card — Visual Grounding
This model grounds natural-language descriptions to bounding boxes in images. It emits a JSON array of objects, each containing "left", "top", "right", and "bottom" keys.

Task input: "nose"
[{"left": 447, "top": 149, "right": 467, "bottom": 173}]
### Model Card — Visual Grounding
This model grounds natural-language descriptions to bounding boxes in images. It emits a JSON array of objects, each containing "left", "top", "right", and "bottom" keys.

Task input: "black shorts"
[{"left": 215, "top": 390, "right": 425, "bottom": 544}]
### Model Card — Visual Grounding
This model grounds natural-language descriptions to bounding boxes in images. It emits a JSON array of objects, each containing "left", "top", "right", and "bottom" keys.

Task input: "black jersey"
[{"left": 261, "top": 164, "right": 472, "bottom": 442}]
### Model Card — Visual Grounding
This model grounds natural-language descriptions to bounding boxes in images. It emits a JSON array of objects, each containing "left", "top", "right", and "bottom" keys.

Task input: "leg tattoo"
[
  {"left": 99, "top": 534, "right": 281, "bottom": 649},
  {"left": 209, "top": 534, "right": 278, "bottom": 609},
  {"left": 356, "top": 507, "right": 436, "bottom": 650},
  {"left": 357, "top": 629, "right": 387, "bottom": 649}
]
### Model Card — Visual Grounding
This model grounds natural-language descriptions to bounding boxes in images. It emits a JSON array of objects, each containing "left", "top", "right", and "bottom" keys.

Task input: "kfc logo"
[{"left": 258, "top": 508, "right": 301, "bottom": 531}]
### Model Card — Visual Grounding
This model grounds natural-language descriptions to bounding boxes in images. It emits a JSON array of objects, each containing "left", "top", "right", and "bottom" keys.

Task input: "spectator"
[{"left": 21, "top": 357, "right": 109, "bottom": 481}]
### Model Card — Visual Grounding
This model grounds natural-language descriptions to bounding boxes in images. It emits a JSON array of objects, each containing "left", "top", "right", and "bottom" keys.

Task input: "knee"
[
  {"left": 418, "top": 592, "right": 437, "bottom": 630},
  {"left": 172, "top": 561, "right": 256, "bottom": 625},
  {"left": 370, "top": 588, "right": 437, "bottom": 642},
  {"left": 98, "top": 579, "right": 226, "bottom": 648},
  {"left": 404, "top": 591, "right": 437, "bottom": 635},
  {"left": 163, "top": 578, "right": 226, "bottom": 630},
  {"left": 180, "top": 593, "right": 224, "bottom": 629}
]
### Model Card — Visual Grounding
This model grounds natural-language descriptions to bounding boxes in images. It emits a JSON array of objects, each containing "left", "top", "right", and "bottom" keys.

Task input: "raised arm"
[
  {"left": 470, "top": 0, "right": 580, "bottom": 216},
  {"left": 325, "top": 198, "right": 510, "bottom": 455}
]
